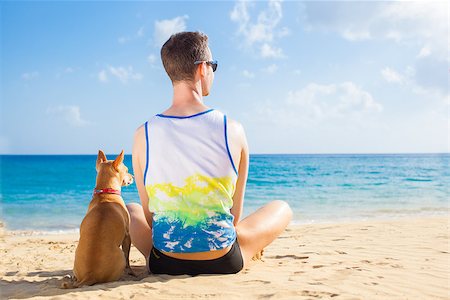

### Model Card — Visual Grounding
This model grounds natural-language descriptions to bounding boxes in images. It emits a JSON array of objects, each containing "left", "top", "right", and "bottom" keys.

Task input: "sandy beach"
[{"left": 1, "top": 217, "right": 448, "bottom": 299}]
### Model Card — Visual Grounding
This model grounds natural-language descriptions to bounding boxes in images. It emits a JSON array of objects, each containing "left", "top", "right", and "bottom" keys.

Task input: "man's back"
[{"left": 142, "top": 108, "right": 238, "bottom": 253}]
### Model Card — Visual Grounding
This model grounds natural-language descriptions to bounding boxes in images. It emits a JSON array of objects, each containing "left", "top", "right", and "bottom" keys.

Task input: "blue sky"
[{"left": 1, "top": 1, "right": 448, "bottom": 154}]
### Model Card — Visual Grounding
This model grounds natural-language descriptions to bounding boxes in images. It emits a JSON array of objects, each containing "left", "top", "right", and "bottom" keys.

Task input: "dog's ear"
[
  {"left": 112, "top": 150, "right": 124, "bottom": 171},
  {"left": 96, "top": 150, "right": 107, "bottom": 171}
]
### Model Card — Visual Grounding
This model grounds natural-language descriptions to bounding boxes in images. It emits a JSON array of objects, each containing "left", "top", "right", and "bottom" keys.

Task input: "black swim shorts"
[{"left": 148, "top": 239, "right": 244, "bottom": 276}]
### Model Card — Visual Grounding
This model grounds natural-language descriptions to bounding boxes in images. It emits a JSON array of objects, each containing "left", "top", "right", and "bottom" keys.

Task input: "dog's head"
[{"left": 96, "top": 150, "right": 134, "bottom": 187}]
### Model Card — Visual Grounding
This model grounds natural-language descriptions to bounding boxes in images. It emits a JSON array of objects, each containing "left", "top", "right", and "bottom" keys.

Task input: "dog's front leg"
[{"left": 122, "top": 232, "right": 135, "bottom": 276}]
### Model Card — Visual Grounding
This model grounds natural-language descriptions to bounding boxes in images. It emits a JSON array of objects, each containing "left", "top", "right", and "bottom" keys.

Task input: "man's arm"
[
  {"left": 132, "top": 125, "right": 153, "bottom": 228},
  {"left": 230, "top": 121, "right": 249, "bottom": 226}
]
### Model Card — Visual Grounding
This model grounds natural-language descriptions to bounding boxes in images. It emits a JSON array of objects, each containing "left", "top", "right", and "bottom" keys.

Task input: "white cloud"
[
  {"left": 341, "top": 29, "right": 371, "bottom": 41},
  {"left": 260, "top": 43, "right": 284, "bottom": 58},
  {"left": 230, "top": 0, "right": 288, "bottom": 59},
  {"left": 22, "top": 71, "right": 39, "bottom": 80},
  {"left": 230, "top": 1, "right": 250, "bottom": 31},
  {"left": 98, "top": 70, "right": 108, "bottom": 83},
  {"left": 154, "top": 15, "right": 188, "bottom": 47},
  {"left": 55, "top": 67, "right": 77, "bottom": 79},
  {"left": 381, "top": 67, "right": 404, "bottom": 84},
  {"left": 137, "top": 26, "right": 145, "bottom": 38},
  {"left": 98, "top": 66, "right": 143, "bottom": 84},
  {"left": 46, "top": 105, "right": 90, "bottom": 127},
  {"left": 257, "top": 81, "right": 382, "bottom": 126},
  {"left": 301, "top": 2, "right": 448, "bottom": 61},
  {"left": 302, "top": 1, "right": 449, "bottom": 98},
  {"left": 381, "top": 63, "right": 448, "bottom": 100},
  {"left": 248, "top": 80, "right": 449, "bottom": 153},
  {"left": 109, "top": 66, "right": 142, "bottom": 83},
  {"left": 146, "top": 54, "right": 162, "bottom": 70},
  {"left": 412, "top": 84, "right": 450, "bottom": 109},
  {"left": 412, "top": 56, "right": 448, "bottom": 95},
  {"left": 118, "top": 36, "right": 128, "bottom": 44},
  {"left": 242, "top": 70, "right": 255, "bottom": 79},
  {"left": 118, "top": 26, "right": 146, "bottom": 44},
  {"left": 262, "top": 64, "right": 278, "bottom": 74},
  {"left": 405, "top": 66, "right": 415, "bottom": 77},
  {"left": 278, "top": 26, "right": 290, "bottom": 38},
  {"left": 147, "top": 54, "right": 157, "bottom": 64},
  {"left": 417, "top": 45, "right": 431, "bottom": 58}
]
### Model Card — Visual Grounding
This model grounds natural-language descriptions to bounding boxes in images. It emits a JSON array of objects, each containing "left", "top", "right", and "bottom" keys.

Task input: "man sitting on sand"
[{"left": 126, "top": 31, "right": 292, "bottom": 275}]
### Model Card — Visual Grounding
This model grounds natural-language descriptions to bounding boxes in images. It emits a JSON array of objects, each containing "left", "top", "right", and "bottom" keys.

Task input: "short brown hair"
[{"left": 161, "top": 31, "right": 210, "bottom": 82}]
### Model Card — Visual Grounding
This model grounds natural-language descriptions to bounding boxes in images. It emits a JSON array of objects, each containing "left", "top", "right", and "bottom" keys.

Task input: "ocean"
[{"left": 0, "top": 154, "right": 449, "bottom": 233}]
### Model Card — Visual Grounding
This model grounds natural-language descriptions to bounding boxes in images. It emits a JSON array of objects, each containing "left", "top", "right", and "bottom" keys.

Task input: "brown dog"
[{"left": 62, "top": 150, "right": 134, "bottom": 288}]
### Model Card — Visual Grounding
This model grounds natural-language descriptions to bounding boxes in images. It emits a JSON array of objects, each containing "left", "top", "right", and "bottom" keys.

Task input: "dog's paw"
[{"left": 60, "top": 275, "right": 75, "bottom": 289}]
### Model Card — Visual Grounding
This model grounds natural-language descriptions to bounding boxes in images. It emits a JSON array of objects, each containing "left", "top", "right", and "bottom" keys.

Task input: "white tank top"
[{"left": 143, "top": 108, "right": 238, "bottom": 253}]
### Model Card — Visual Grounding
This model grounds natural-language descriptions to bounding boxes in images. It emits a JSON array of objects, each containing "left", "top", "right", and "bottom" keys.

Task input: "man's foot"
[{"left": 252, "top": 249, "right": 264, "bottom": 261}]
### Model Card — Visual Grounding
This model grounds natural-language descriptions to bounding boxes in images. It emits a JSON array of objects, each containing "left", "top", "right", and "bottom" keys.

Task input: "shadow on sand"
[{"left": 0, "top": 266, "right": 184, "bottom": 299}]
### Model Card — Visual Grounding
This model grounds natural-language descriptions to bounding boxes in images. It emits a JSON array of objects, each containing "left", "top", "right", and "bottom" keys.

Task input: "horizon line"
[{"left": 1, "top": 152, "right": 449, "bottom": 156}]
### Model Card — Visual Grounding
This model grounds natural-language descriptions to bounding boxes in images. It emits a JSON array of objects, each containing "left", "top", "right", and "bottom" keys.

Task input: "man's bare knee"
[
  {"left": 269, "top": 200, "right": 293, "bottom": 218},
  {"left": 271, "top": 199, "right": 290, "bottom": 208},
  {"left": 278, "top": 200, "right": 293, "bottom": 219}
]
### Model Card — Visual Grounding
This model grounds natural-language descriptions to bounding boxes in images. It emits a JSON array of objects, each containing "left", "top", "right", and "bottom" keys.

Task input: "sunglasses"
[{"left": 194, "top": 60, "right": 218, "bottom": 72}]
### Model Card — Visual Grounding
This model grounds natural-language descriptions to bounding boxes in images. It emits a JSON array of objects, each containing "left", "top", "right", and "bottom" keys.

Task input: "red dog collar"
[{"left": 93, "top": 188, "right": 121, "bottom": 195}]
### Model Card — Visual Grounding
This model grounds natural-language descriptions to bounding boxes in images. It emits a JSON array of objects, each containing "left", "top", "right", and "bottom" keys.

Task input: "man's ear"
[
  {"left": 112, "top": 150, "right": 124, "bottom": 171},
  {"left": 96, "top": 150, "right": 107, "bottom": 171},
  {"left": 198, "top": 62, "right": 206, "bottom": 78}
]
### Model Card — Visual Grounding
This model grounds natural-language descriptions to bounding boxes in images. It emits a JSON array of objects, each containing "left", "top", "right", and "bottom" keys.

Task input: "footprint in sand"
[
  {"left": 308, "top": 282, "right": 323, "bottom": 285},
  {"left": 243, "top": 280, "right": 271, "bottom": 284},
  {"left": 363, "top": 282, "right": 379, "bottom": 286},
  {"left": 301, "top": 290, "right": 339, "bottom": 298},
  {"left": 312, "top": 265, "right": 324, "bottom": 269},
  {"left": 274, "top": 254, "right": 309, "bottom": 260},
  {"left": 390, "top": 264, "right": 403, "bottom": 268}
]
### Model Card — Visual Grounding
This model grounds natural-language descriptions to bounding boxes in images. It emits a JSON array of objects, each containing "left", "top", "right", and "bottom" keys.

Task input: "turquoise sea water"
[{"left": 0, "top": 154, "right": 449, "bottom": 232}]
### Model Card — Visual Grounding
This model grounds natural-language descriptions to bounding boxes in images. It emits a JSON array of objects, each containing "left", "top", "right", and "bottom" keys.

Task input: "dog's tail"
[{"left": 60, "top": 275, "right": 96, "bottom": 289}]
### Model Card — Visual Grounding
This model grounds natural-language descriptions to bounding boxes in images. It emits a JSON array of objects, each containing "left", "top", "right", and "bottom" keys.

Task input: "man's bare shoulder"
[
  {"left": 227, "top": 117, "right": 245, "bottom": 134},
  {"left": 134, "top": 124, "right": 146, "bottom": 141},
  {"left": 226, "top": 117, "right": 247, "bottom": 149}
]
